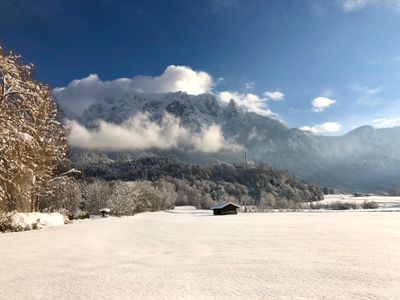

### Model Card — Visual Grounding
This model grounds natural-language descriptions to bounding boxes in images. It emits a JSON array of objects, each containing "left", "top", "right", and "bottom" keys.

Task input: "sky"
[{"left": 1, "top": 0, "right": 400, "bottom": 135}]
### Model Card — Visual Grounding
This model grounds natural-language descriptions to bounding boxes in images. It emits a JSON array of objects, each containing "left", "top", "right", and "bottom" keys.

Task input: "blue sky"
[{"left": 1, "top": 0, "right": 400, "bottom": 134}]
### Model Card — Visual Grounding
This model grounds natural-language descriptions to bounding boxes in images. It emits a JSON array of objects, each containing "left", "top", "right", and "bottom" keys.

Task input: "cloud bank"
[
  {"left": 54, "top": 65, "right": 213, "bottom": 115},
  {"left": 300, "top": 122, "right": 343, "bottom": 134},
  {"left": 311, "top": 96, "right": 336, "bottom": 112},
  {"left": 67, "top": 113, "right": 242, "bottom": 152},
  {"left": 218, "top": 90, "right": 283, "bottom": 118}
]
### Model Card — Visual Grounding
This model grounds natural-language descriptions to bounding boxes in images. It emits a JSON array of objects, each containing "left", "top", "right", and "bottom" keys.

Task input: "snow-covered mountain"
[
  {"left": 81, "top": 92, "right": 245, "bottom": 130},
  {"left": 70, "top": 92, "right": 400, "bottom": 193}
]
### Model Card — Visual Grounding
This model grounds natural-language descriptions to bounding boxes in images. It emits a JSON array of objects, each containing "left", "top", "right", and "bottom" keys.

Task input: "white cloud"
[
  {"left": 351, "top": 85, "right": 383, "bottom": 107},
  {"left": 311, "top": 96, "right": 336, "bottom": 112},
  {"left": 372, "top": 117, "right": 400, "bottom": 128},
  {"left": 340, "top": 0, "right": 370, "bottom": 12},
  {"left": 300, "top": 122, "right": 343, "bottom": 134},
  {"left": 247, "top": 127, "right": 264, "bottom": 141},
  {"left": 244, "top": 81, "right": 256, "bottom": 91},
  {"left": 217, "top": 91, "right": 278, "bottom": 118},
  {"left": 263, "top": 90, "right": 285, "bottom": 101},
  {"left": 67, "top": 113, "right": 242, "bottom": 153},
  {"left": 352, "top": 85, "right": 382, "bottom": 96},
  {"left": 54, "top": 65, "right": 213, "bottom": 115},
  {"left": 339, "top": 0, "right": 400, "bottom": 12}
]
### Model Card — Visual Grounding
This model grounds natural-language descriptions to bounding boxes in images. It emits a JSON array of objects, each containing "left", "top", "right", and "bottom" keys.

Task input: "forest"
[{"left": 79, "top": 156, "right": 324, "bottom": 213}]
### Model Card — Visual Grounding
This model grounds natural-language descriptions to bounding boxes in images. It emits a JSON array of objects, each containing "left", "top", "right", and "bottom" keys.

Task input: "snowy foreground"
[{"left": 1, "top": 207, "right": 400, "bottom": 299}]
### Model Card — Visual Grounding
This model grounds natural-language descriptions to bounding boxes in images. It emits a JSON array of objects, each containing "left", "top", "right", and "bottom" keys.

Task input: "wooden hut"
[{"left": 211, "top": 202, "right": 240, "bottom": 215}]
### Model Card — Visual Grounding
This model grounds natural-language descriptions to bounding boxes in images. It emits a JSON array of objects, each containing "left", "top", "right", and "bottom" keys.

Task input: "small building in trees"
[
  {"left": 211, "top": 202, "right": 240, "bottom": 215},
  {"left": 233, "top": 152, "right": 255, "bottom": 169},
  {"left": 58, "top": 168, "right": 82, "bottom": 179}
]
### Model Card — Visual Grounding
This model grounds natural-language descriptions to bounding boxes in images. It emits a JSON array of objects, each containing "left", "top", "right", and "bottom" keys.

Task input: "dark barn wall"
[{"left": 213, "top": 204, "right": 238, "bottom": 215}]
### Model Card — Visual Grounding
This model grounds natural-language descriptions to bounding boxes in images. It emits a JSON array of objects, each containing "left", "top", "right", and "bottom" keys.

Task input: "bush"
[
  {"left": 0, "top": 211, "right": 29, "bottom": 232},
  {"left": 362, "top": 201, "right": 379, "bottom": 209},
  {"left": 0, "top": 212, "right": 20, "bottom": 232},
  {"left": 67, "top": 210, "right": 90, "bottom": 220},
  {"left": 329, "top": 201, "right": 357, "bottom": 210}
]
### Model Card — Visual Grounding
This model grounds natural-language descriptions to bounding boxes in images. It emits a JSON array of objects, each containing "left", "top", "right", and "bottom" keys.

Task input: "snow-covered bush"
[
  {"left": 67, "top": 210, "right": 90, "bottom": 220},
  {"left": 362, "top": 201, "right": 379, "bottom": 209},
  {"left": 0, "top": 211, "right": 66, "bottom": 232},
  {"left": 0, "top": 212, "right": 25, "bottom": 232},
  {"left": 329, "top": 201, "right": 357, "bottom": 210}
]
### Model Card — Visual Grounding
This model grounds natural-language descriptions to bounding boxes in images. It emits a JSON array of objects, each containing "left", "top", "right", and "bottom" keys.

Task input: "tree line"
[{"left": 77, "top": 156, "right": 324, "bottom": 212}]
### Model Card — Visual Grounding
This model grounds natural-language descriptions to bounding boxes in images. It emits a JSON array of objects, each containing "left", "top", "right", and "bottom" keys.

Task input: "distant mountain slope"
[{"left": 70, "top": 92, "right": 400, "bottom": 193}]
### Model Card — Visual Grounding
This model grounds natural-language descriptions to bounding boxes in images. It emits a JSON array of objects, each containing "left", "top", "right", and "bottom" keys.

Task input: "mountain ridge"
[{"left": 66, "top": 92, "right": 400, "bottom": 193}]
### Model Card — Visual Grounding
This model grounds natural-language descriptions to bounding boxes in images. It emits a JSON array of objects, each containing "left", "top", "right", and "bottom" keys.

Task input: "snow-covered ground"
[
  {"left": 1, "top": 206, "right": 400, "bottom": 299},
  {"left": 314, "top": 194, "right": 400, "bottom": 209}
]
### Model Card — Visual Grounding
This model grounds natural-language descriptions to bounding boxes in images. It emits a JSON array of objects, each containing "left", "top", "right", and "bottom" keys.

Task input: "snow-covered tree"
[
  {"left": 83, "top": 179, "right": 176, "bottom": 216},
  {"left": 40, "top": 169, "right": 84, "bottom": 214},
  {"left": 0, "top": 47, "right": 67, "bottom": 212}
]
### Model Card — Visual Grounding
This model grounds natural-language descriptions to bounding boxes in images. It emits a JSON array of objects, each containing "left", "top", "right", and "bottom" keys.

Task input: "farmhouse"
[{"left": 211, "top": 202, "right": 240, "bottom": 215}]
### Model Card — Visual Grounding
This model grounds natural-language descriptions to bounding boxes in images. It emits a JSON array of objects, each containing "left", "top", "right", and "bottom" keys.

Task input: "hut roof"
[
  {"left": 59, "top": 168, "right": 82, "bottom": 178},
  {"left": 210, "top": 202, "right": 240, "bottom": 210}
]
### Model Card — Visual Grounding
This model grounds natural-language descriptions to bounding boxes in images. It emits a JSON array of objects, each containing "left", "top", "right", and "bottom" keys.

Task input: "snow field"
[{"left": 0, "top": 207, "right": 399, "bottom": 299}]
